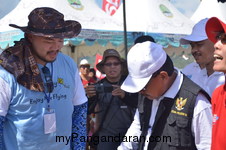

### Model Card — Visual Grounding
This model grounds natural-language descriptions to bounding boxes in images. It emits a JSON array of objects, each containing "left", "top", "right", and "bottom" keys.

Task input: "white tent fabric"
[
  {"left": 191, "top": 0, "right": 226, "bottom": 23},
  {"left": 0, "top": 0, "right": 194, "bottom": 34},
  {"left": 115, "top": 0, "right": 194, "bottom": 34},
  {"left": 0, "top": 0, "right": 123, "bottom": 32},
  {"left": 0, "top": 0, "right": 196, "bottom": 50}
]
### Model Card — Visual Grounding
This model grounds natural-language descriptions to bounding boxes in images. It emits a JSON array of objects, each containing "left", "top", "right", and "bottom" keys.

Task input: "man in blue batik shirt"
[{"left": 0, "top": 7, "right": 87, "bottom": 150}]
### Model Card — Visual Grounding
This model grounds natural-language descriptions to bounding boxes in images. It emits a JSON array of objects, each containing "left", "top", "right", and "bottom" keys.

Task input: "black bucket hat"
[
  {"left": 9, "top": 7, "right": 81, "bottom": 38},
  {"left": 96, "top": 49, "right": 126, "bottom": 74}
]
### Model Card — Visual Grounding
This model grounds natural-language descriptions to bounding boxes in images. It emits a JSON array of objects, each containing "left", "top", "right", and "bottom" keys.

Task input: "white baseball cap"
[
  {"left": 121, "top": 41, "right": 167, "bottom": 93},
  {"left": 79, "top": 59, "right": 90, "bottom": 66},
  {"left": 180, "top": 18, "right": 209, "bottom": 45}
]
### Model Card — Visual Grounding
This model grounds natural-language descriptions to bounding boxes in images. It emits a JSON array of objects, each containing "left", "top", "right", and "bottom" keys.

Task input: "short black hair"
[
  {"left": 134, "top": 35, "right": 156, "bottom": 44},
  {"left": 152, "top": 55, "right": 174, "bottom": 77}
]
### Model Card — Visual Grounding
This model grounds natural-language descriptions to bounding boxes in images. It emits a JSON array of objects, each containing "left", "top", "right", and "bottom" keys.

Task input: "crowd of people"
[{"left": 0, "top": 6, "right": 226, "bottom": 150}]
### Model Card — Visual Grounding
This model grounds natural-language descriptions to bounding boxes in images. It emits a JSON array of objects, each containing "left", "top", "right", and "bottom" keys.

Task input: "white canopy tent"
[
  {"left": 0, "top": 0, "right": 198, "bottom": 70},
  {"left": 191, "top": 0, "right": 226, "bottom": 23},
  {"left": 0, "top": 0, "right": 195, "bottom": 50},
  {"left": 0, "top": 0, "right": 194, "bottom": 33},
  {"left": 115, "top": 0, "right": 194, "bottom": 34},
  {"left": 0, "top": 0, "right": 123, "bottom": 32}
]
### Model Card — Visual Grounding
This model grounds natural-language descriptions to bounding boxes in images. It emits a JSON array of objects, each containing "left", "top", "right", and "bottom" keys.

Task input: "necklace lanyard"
[{"left": 43, "top": 63, "right": 53, "bottom": 109}]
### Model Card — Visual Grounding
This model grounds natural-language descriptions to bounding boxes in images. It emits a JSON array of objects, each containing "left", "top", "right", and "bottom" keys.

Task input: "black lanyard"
[{"left": 42, "top": 63, "right": 53, "bottom": 109}]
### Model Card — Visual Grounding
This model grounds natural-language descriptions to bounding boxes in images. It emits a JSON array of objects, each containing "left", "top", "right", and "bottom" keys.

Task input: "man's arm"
[
  {"left": 71, "top": 102, "right": 87, "bottom": 150},
  {"left": 118, "top": 109, "right": 141, "bottom": 150},
  {"left": 192, "top": 93, "right": 212, "bottom": 150},
  {"left": 71, "top": 67, "right": 88, "bottom": 149},
  {"left": 0, "top": 77, "right": 11, "bottom": 149},
  {"left": 0, "top": 116, "right": 5, "bottom": 149},
  {"left": 122, "top": 92, "right": 138, "bottom": 108}
]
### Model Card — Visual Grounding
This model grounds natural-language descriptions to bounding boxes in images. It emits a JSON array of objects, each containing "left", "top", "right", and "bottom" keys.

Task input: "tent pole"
[{"left": 122, "top": 0, "right": 128, "bottom": 59}]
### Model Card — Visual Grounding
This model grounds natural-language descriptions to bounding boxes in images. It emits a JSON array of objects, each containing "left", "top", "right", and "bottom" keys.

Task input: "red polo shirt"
[{"left": 211, "top": 84, "right": 226, "bottom": 150}]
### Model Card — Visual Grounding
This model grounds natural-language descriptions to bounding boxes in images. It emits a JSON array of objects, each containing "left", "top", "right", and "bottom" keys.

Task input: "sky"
[{"left": 170, "top": 0, "right": 200, "bottom": 18}]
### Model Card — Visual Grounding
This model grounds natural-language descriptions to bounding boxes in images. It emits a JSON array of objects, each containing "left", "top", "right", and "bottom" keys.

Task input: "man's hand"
[
  {"left": 112, "top": 85, "right": 125, "bottom": 99},
  {"left": 85, "top": 84, "right": 96, "bottom": 98}
]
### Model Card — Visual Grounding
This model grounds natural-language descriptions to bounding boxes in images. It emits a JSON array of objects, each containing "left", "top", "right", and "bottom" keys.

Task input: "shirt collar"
[{"left": 161, "top": 68, "right": 183, "bottom": 99}]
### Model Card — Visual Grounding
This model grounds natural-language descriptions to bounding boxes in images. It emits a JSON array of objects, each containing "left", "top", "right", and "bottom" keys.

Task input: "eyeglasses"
[
  {"left": 104, "top": 62, "right": 121, "bottom": 67},
  {"left": 80, "top": 65, "right": 90, "bottom": 69},
  {"left": 216, "top": 32, "right": 226, "bottom": 44},
  {"left": 42, "top": 66, "right": 54, "bottom": 93}
]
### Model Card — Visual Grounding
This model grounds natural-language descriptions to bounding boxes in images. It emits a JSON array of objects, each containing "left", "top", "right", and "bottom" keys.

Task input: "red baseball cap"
[{"left": 206, "top": 17, "right": 226, "bottom": 43}]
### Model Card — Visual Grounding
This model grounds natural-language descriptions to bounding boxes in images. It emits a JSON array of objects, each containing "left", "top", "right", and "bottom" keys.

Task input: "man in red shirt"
[
  {"left": 79, "top": 59, "right": 96, "bottom": 86},
  {"left": 206, "top": 17, "right": 226, "bottom": 150}
]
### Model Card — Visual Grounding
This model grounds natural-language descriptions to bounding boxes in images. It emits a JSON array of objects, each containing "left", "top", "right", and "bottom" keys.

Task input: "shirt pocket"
[{"left": 166, "top": 115, "right": 193, "bottom": 148}]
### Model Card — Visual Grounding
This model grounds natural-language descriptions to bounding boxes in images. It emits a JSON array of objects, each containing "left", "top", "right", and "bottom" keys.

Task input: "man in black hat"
[
  {"left": 85, "top": 49, "right": 138, "bottom": 150},
  {"left": 0, "top": 7, "right": 87, "bottom": 150}
]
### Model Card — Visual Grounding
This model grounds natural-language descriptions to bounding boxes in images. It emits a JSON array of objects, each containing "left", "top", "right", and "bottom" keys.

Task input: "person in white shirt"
[
  {"left": 118, "top": 41, "right": 212, "bottom": 150},
  {"left": 180, "top": 18, "right": 225, "bottom": 97},
  {"left": 181, "top": 62, "right": 202, "bottom": 80}
]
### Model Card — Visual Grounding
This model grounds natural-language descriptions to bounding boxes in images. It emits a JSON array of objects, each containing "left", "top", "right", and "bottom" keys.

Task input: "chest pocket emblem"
[
  {"left": 58, "top": 78, "right": 64, "bottom": 84},
  {"left": 176, "top": 97, "right": 187, "bottom": 111}
]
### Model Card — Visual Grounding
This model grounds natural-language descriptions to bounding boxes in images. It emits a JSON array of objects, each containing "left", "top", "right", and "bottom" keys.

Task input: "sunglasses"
[
  {"left": 215, "top": 32, "right": 226, "bottom": 44},
  {"left": 80, "top": 65, "right": 90, "bottom": 69},
  {"left": 104, "top": 62, "right": 121, "bottom": 67},
  {"left": 42, "top": 66, "right": 54, "bottom": 93}
]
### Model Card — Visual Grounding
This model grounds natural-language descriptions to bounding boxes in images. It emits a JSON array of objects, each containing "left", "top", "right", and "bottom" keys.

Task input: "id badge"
[{"left": 44, "top": 108, "right": 56, "bottom": 134}]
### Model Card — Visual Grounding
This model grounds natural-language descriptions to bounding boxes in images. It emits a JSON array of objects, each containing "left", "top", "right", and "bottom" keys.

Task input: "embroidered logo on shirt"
[
  {"left": 175, "top": 97, "right": 187, "bottom": 111},
  {"left": 57, "top": 78, "right": 70, "bottom": 88},
  {"left": 213, "top": 114, "right": 219, "bottom": 125},
  {"left": 58, "top": 78, "right": 64, "bottom": 84}
]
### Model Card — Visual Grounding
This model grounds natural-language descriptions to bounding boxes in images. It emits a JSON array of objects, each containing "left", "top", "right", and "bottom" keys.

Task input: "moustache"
[{"left": 192, "top": 51, "right": 201, "bottom": 57}]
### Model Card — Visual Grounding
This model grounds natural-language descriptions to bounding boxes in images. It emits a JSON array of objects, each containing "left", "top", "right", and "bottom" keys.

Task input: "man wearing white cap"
[
  {"left": 79, "top": 58, "right": 95, "bottom": 86},
  {"left": 180, "top": 18, "right": 225, "bottom": 97},
  {"left": 118, "top": 41, "right": 212, "bottom": 150}
]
